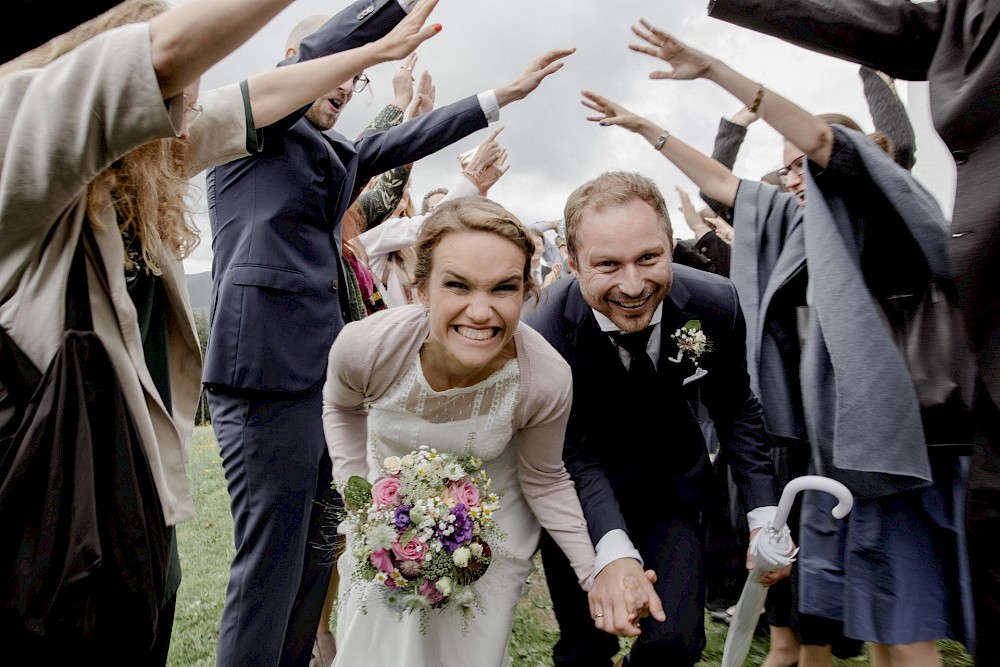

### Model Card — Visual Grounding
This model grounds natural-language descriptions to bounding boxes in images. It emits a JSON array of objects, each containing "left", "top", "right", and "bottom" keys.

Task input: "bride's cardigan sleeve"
[
  {"left": 322, "top": 306, "right": 427, "bottom": 486},
  {"left": 514, "top": 324, "right": 597, "bottom": 591}
]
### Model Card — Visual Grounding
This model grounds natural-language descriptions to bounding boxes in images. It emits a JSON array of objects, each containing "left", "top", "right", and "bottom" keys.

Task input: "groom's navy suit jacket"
[
  {"left": 203, "top": 0, "right": 488, "bottom": 393},
  {"left": 524, "top": 264, "right": 778, "bottom": 544}
]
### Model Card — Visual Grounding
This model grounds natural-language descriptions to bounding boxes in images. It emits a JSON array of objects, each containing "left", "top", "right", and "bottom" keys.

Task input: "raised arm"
[
  {"left": 244, "top": 0, "right": 441, "bottom": 128},
  {"left": 701, "top": 105, "right": 758, "bottom": 222},
  {"left": 149, "top": 0, "right": 297, "bottom": 100},
  {"left": 859, "top": 66, "right": 916, "bottom": 169},
  {"left": 581, "top": 90, "right": 741, "bottom": 207},
  {"left": 630, "top": 20, "right": 834, "bottom": 168},
  {"left": 706, "top": 0, "right": 943, "bottom": 82},
  {"left": 494, "top": 48, "right": 576, "bottom": 108}
]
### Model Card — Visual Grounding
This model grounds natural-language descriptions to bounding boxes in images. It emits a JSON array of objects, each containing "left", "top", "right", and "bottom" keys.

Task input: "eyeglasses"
[
  {"left": 353, "top": 74, "right": 370, "bottom": 94},
  {"left": 777, "top": 154, "right": 806, "bottom": 180}
]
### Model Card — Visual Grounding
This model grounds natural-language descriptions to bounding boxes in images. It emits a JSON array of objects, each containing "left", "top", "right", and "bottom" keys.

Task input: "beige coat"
[{"left": 0, "top": 24, "right": 247, "bottom": 525}]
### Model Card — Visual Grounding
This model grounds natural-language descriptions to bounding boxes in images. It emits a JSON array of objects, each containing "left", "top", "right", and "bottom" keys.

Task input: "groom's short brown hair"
[{"left": 563, "top": 171, "right": 672, "bottom": 263}]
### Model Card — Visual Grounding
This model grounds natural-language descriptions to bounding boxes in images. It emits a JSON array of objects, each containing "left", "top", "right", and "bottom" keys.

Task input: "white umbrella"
[{"left": 721, "top": 475, "right": 854, "bottom": 667}]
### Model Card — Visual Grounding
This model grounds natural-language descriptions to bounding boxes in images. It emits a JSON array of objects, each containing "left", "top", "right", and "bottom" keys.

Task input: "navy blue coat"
[
  {"left": 203, "top": 0, "right": 487, "bottom": 392},
  {"left": 523, "top": 265, "right": 778, "bottom": 543}
]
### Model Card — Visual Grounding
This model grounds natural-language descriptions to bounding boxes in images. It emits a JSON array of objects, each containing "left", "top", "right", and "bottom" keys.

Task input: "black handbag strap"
[{"left": 64, "top": 226, "right": 105, "bottom": 334}]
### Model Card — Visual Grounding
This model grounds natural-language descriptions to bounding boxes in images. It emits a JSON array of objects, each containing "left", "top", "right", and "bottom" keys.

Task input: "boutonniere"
[{"left": 667, "top": 319, "right": 711, "bottom": 366}]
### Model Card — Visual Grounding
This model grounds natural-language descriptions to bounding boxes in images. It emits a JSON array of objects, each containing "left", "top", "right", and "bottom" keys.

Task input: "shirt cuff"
[
  {"left": 747, "top": 505, "right": 777, "bottom": 533},
  {"left": 396, "top": 0, "right": 419, "bottom": 12},
  {"left": 478, "top": 90, "right": 500, "bottom": 123},
  {"left": 594, "top": 529, "right": 643, "bottom": 575}
]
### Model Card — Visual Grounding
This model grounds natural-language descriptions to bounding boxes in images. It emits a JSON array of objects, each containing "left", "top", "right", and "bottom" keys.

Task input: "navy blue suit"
[
  {"left": 524, "top": 266, "right": 777, "bottom": 666},
  {"left": 202, "top": 2, "right": 488, "bottom": 665}
]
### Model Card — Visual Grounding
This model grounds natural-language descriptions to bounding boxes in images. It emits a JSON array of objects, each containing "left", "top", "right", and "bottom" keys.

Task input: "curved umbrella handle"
[{"left": 772, "top": 475, "right": 853, "bottom": 530}]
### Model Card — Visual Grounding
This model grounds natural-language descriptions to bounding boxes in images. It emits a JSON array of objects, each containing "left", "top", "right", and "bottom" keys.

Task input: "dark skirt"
[{"left": 798, "top": 452, "right": 974, "bottom": 649}]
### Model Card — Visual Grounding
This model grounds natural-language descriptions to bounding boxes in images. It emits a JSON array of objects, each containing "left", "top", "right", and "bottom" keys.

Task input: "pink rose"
[
  {"left": 419, "top": 579, "right": 444, "bottom": 604},
  {"left": 371, "top": 477, "right": 402, "bottom": 508},
  {"left": 391, "top": 537, "right": 428, "bottom": 562},
  {"left": 445, "top": 480, "right": 479, "bottom": 509},
  {"left": 369, "top": 548, "right": 394, "bottom": 573}
]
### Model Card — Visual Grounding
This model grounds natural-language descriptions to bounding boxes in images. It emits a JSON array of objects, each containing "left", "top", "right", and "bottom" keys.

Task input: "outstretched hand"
[
  {"left": 391, "top": 52, "right": 418, "bottom": 111},
  {"left": 629, "top": 19, "right": 715, "bottom": 81},
  {"left": 580, "top": 90, "right": 650, "bottom": 135},
  {"left": 675, "top": 186, "right": 715, "bottom": 240},
  {"left": 462, "top": 127, "right": 509, "bottom": 195},
  {"left": 495, "top": 48, "right": 576, "bottom": 108},
  {"left": 408, "top": 70, "right": 435, "bottom": 119},
  {"left": 374, "top": 0, "right": 442, "bottom": 63}
]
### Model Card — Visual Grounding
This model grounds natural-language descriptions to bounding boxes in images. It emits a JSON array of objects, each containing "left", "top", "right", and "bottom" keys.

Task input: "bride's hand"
[{"left": 629, "top": 19, "right": 716, "bottom": 81}]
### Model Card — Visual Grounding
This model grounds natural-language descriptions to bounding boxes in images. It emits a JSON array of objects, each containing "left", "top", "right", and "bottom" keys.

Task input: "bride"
[{"left": 322, "top": 197, "right": 597, "bottom": 665}]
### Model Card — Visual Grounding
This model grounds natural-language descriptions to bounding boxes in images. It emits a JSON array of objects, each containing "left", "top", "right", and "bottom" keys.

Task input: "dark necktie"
[{"left": 610, "top": 327, "right": 657, "bottom": 384}]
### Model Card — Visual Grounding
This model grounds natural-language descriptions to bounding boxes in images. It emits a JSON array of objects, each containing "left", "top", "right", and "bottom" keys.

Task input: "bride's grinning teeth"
[{"left": 455, "top": 326, "right": 498, "bottom": 341}]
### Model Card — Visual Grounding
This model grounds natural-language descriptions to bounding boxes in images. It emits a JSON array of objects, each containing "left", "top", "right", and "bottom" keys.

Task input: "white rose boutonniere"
[{"left": 668, "top": 319, "right": 712, "bottom": 366}]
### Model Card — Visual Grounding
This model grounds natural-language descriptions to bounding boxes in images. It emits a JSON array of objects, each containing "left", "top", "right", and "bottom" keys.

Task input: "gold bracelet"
[
  {"left": 748, "top": 83, "right": 766, "bottom": 114},
  {"left": 652, "top": 129, "right": 671, "bottom": 151}
]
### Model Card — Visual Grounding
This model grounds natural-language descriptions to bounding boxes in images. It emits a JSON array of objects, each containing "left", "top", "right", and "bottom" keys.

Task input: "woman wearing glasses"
[{"left": 581, "top": 19, "right": 973, "bottom": 667}]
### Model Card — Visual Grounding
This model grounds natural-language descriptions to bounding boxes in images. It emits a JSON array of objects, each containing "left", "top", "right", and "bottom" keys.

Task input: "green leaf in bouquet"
[
  {"left": 683, "top": 319, "right": 702, "bottom": 332},
  {"left": 344, "top": 475, "right": 373, "bottom": 511}
]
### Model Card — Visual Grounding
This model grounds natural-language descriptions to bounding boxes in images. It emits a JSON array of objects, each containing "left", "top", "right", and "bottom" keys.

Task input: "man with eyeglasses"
[{"left": 202, "top": 2, "right": 574, "bottom": 665}]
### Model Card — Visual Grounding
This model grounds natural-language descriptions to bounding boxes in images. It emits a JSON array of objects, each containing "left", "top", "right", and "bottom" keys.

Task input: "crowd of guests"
[{"left": 0, "top": 1, "right": 996, "bottom": 666}]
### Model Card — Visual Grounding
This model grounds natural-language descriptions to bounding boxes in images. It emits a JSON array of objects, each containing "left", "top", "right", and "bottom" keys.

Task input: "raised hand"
[
  {"left": 372, "top": 0, "right": 442, "bottom": 63},
  {"left": 408, "top": 70, "right": 435, "bottom": 119},
  {"left": 580, "top": 90, "right": 651, "bottom": 136},
  {"left": 629, "top": 19, "right": 715, "bottom": 81},
  {"left": 477, "top": 148, "right": 510, "bottom": 195},
  {"left": 462, "top": 127, "right": 508, "bottom": 195},
  {"left": 391, "top": 52, "right": 418, "bottom": 111},
  {"left": 710, "top": 214, "right": 734, "bottom": 244},
  {"left": 676, "top": 186, "right": 715, "bottom": 240},
  {"left": 495, "top": 48, "right": 576, "bottom": 107}
]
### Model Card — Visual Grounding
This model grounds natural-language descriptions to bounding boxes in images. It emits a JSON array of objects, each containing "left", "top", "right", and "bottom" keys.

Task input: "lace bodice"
[{"left": 365, "top": 356, "right": 520, "bottom": 477}]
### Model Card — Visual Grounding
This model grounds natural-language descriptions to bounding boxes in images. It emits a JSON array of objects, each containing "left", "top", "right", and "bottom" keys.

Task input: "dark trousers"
[
  {"left": 209, "top": 386, "right": 335, "bottom": 667},
  {"left": 966, "top": 381, "right": 1000, "bottom": 664},
  {"left": 541, "top": 518, "right": 707, "bottom": 667}
]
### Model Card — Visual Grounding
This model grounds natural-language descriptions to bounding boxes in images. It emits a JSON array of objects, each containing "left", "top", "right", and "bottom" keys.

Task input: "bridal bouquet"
[{"left": 341, "top": 445, "right": 501, "bottom": 623}]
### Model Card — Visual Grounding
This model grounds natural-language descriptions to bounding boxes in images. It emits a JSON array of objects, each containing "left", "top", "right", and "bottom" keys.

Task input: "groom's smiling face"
[{"left": 569, "top": 198, "right": 673, "bottom": 334}]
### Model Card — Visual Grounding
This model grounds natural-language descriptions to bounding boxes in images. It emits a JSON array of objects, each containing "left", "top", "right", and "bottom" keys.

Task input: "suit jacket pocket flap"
[{"left": 231, "top": 265, "right": 305, "bottom": 293}]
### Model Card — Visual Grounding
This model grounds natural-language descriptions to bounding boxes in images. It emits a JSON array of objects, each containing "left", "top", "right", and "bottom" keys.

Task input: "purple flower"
[
  {"left": 394, "top": 505, "right": 412, "bottom": 532},
  {"left": 439, "top": 504, "right": 474, "bottom": 553}
]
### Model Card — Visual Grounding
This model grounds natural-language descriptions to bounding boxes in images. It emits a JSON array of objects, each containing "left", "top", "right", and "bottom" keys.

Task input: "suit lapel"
[
  {"left": 561, "top": 282, "right": 627, "bottom": 381},
  {"left": 658, "top": 279, "right": 699, "bottom": 384}
]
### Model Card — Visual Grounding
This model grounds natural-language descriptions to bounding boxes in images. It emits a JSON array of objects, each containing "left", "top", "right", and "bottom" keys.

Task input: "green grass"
[{"left": 167, "top": 426, "right": 974, "bottom": 666}]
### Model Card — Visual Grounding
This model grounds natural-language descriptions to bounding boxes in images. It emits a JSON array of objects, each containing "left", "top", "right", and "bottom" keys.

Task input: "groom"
[{"left": 525, "top": 171, "right": 786, "bottom": 666}]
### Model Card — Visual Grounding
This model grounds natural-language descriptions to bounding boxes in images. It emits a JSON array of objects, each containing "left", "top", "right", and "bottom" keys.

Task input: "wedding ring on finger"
[{"left": 594, "top": 612, "right": 604, "bottom": 619}]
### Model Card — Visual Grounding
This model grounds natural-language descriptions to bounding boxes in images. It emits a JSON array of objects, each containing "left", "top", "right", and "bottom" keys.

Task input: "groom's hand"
[{"left": 588, "top": 558, "right": 666, "bottom": 636}]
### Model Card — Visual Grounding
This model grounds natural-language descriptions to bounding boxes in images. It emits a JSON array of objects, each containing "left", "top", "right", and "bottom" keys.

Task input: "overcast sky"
[{"left": 184, "top": 0, "right": 956, "bottom": 274}]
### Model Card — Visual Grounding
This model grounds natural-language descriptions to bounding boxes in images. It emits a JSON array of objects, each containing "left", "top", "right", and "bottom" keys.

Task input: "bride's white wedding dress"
[{"left": 332, "top": 357, "right": 539, "bottom": 667}]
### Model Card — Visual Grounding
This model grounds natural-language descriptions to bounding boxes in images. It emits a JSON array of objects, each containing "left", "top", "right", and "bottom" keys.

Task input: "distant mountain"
[{"left": 185, "top": 271, "right": 212, "bottom": 316}]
